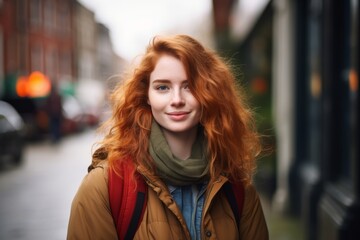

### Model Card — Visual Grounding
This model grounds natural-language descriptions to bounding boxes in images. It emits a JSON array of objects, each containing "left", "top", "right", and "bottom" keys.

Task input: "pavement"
[
  {"left": 261, "top": 194, "right": 304, "bottom": 240},
  {"left": 0, "top": 129, "right": 97, "bottom": 240},
  {"left": 0, "top": 128, "right": 304, "bottom": 240}
]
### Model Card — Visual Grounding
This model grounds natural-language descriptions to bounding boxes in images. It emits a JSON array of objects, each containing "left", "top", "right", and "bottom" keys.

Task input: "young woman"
[{"left": 67, "top": 34, "right": 269, "bottom": 239}]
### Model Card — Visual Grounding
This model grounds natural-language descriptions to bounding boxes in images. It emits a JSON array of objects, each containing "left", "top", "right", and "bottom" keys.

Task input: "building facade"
[
  {"left": 0, "top": 0, "right": 75, "bottom": 87},
  {"left": 213, "top": 0, "right": 360, "bottom": 239},
  {"left": 0, "top": 0, "right": 122, "bottom": 138}
]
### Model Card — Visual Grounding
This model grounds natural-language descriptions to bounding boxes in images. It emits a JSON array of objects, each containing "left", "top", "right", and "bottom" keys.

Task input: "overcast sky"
[{"left": 78, "top": 0, "right": 212, "bottom": 61}]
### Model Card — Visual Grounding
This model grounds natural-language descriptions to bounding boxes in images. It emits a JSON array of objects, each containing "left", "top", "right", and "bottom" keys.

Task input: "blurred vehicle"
[
  {"left": 61, "top": 95, "right": 100, "bottom": 135},
  {"left": 0, "top": 100, "right": 25, "bottom": 167},
  {"left": 61, "top": 95, "right": 84, "bottom": 134}
]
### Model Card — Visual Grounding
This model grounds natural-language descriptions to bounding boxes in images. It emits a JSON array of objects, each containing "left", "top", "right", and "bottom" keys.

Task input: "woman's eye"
[{"left": 156, "top": 85, "right": 169, "bottom": 91}]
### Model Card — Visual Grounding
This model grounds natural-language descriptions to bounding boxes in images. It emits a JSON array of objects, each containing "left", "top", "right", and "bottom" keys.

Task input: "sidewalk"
[{"left": 260, "top": 195, "right": 304, "bottom": 240}]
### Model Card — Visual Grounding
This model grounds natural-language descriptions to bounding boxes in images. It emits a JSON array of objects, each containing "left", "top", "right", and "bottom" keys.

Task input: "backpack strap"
[
  {"left": 223, "top": 181, "right": 245, "bottom": 227},
  {"left": 108, "top": 159, "right": 148, "bottom": 240}
]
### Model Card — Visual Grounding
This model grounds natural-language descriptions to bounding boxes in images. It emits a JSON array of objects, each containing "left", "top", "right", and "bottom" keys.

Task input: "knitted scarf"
[{"left": 149, "top": 121, "right": 209, "bottom": 186}]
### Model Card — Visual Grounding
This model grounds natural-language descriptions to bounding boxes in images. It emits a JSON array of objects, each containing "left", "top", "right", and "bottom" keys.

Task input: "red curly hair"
[{"left": 97, "top": 34, "right": 261, "bottom": 186}]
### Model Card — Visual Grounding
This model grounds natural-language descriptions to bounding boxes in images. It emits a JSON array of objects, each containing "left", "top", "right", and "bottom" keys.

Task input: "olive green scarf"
[{"left": 149, "top": 121, "right": 209, "bottom": 186}]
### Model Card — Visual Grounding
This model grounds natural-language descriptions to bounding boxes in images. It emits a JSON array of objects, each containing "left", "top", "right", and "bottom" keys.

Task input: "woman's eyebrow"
[
  {"left": 151, "top": 79, "right": 189, "bottom": 84},
  {"left": 151, "top": 79, "right": 171, "bottom": 83}
]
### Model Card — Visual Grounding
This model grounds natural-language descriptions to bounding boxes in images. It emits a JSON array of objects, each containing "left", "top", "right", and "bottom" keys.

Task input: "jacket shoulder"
[
  {"left": 239, "top": 184, "right": 269, "bottom": 239},
  {"left": 71, "top": 160, "right": 109, "bottom": 210},
  {"left": 88, "top": 146, "right": 109, "bottom": 172},
  {"left": 67, "top": 160, "right": 117, "bottom": 239}
]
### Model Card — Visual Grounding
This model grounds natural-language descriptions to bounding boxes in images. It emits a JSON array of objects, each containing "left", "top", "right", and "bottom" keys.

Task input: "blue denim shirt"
[{"left": 168, "top": 183, "right": 207, "bottom": 240}]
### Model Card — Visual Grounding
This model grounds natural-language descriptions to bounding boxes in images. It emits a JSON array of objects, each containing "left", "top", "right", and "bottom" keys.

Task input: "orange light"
[
  {"left": 349, "top": 69, "right": 358, "bottom": 92},
  {"left": 251, "top": 77, "right": 268, "bottom": 94},
  {"left": 15, "top": 71, "right": 52, "bottom": 98},
  {"left": 27, "top": 71, "right": 51, "bottom": 97},
  {"left": 310, "top": 72, "right": 322, "bottom": 98},
  {"left": 16, "top": 76, "right": 29, "bottom": 97}
]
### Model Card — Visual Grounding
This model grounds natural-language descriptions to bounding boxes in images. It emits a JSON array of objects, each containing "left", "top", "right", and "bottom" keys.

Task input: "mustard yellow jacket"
[{"left": 67, "top": 161, "right": 269, "bottom": 240}]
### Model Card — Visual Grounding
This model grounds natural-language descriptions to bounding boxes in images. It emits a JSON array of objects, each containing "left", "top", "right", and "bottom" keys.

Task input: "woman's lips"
[{"left": 166, "top": 111, "right": 189, "bottom": 121}]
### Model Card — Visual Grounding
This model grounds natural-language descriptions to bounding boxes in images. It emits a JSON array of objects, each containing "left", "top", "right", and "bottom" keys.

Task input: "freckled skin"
[{"left": 148, "top": 54, "right": 201, "bottom": 136}]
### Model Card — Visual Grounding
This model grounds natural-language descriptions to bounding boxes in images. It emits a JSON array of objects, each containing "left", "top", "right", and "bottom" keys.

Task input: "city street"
[
  {"left": 0, "top": 129, "right": 100, "bottom": 240},
  {"left": 0, "top": 128, "right": 303, "bottom": 240}
]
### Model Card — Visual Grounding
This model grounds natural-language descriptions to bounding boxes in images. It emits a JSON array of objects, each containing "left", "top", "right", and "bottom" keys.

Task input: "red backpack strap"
[
  {"left": 108, "top": 159, "right": 147, "bottom": 240},
  {"left": 223, "top": 181, "right": 245, "bottom": 227}
]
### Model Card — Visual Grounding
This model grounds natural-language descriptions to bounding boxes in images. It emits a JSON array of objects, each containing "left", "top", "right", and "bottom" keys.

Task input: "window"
[
  {"left": 45, "top": 48, "right": 57, "bottom": 78},
  {"left": 44, "top": 0, "right": 56, "bottom": 33},
  {"left": 31, "top": 44, "right": 44, "bottom": 72},
  {"left": 30, "top": 0, "right": 41, "bottom": 29}
]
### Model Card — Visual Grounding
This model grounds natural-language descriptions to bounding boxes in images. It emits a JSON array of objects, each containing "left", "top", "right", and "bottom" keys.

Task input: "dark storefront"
[{"left": 229, "top": 0, "right": 359, "bottom": 239}]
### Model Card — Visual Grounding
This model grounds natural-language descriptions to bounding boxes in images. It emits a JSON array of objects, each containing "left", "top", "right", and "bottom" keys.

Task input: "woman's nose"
[{"left": 171, "top": 89, "right": 185, "bottom": 106}]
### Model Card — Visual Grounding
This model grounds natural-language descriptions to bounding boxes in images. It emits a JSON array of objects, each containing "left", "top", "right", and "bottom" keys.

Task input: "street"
[
  {"left": 0, "top": 129, "right": 100, "bottom": 240},
  {"left": 0, "top": 128, "right": 302, "bottom": 240}
]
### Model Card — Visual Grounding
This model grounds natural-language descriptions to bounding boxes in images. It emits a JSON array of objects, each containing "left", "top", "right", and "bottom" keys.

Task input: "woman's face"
[{"left": 148, "top": 54, "right": 201, "bottom": 135}]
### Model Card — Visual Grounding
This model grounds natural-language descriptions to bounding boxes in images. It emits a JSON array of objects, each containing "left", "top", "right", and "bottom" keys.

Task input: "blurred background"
[{"left": 0, "top": 0, "right": 358, "bottom": 239}]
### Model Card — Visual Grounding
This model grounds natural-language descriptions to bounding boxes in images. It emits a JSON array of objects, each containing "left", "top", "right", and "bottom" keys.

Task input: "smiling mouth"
[
  {"left": 166, "top": 112, "right": 189, "bottom": 120},
  {"left": 167, "top": 111, "right": 189, "bottom": 116}
]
